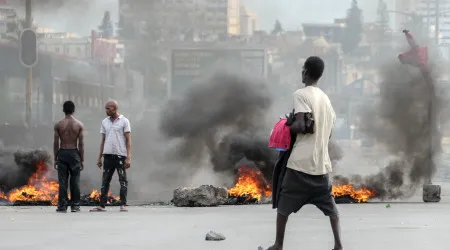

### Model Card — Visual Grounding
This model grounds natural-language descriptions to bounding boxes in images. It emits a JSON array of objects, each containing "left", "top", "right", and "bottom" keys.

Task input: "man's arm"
[
  {"left": 53, "top": 124, "right": 60, "bottom": 162},
  {"left": 289, "top": 91, "right": 311, "bottom": 134},
  {"left": 125, "top": 132, "right": 131, "bottom": 159},
  {"left": 98, "top": 122, "right": 106, "bottom": 165},
  {"left": 78, "top": 124, "right": 85, "bottom": 162},
  {"left": 124, "top": 119, "right": 131, "bottom": 159},
  {"left": 290, "top": 113, "right": 306, "bottom": 134},
  {"left": 98, "top": 134, "right": 105, "bottom": 160}
]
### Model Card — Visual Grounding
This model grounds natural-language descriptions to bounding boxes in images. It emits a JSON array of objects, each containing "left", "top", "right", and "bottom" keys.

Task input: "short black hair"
[
  {"left": 304, "top": 56, "right": 325, "bottom": 81},
  {"left": 63, "top": 100, "right": 75, "bottom": 115}
]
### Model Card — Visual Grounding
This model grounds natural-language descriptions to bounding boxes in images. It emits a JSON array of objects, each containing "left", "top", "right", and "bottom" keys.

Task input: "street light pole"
[
  {"left": 435, "top": 0, "right": 440, "bottom": 45},
  {"left": 25, "top": 0, "right": 33, "bottom": 127}
]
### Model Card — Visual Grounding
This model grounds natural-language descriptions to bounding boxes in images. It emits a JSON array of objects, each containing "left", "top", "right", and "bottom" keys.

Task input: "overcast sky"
[
  {"left": 17, "top": 0, "right": 396, "bottom": 35},
  {"left": 245, "top": 0, "right": 396, "bottom": 30}
]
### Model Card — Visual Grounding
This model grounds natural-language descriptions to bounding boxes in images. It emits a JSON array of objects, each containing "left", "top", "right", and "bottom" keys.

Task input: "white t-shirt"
[
  {"left": 287, "top": 86, "right": 336, "bottom": 175},
  {"left": 100, "top": 115, "right": 131, "bottom": 157}
]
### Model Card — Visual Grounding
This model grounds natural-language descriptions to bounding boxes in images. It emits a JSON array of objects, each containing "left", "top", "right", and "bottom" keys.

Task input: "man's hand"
[
  {"left": 125, "top": 158, "right": 131, "bottom": 169},
  {"left": 81, "top": 162, "right": 84, "bottom": 171},
  {"left": 285, "top": 109, "right": 296, "bottom": 126},
  {"left": 97, "top": 157, "right": 103, "bottom": 169}
]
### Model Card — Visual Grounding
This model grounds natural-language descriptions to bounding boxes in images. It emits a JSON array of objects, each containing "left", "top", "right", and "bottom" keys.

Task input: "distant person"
[
  {"left": 54, "top": 100, "right": 84, "bottom": 213},
  {"left": 261, "top": 56, "right": 343, "bottom": 250},
  {"left": 90, "top": 100, "right": 131, "bottom": 212}
]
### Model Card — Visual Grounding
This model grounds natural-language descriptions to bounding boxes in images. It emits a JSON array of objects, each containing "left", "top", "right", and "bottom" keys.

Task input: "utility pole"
[
  {"left": 25, "top": 0, "right": 32, "bottom": 127},
  {"left": 435, "top": 0, "right": 440, "bottom": 45}
]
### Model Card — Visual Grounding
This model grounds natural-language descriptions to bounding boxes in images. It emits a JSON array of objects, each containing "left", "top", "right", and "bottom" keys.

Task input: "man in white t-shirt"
[
  {"left": 90, "top": 100, "right": 132, "bottom": 212},
  {"left": 261, "top": 56, "right": 343, "bottom": 250}
]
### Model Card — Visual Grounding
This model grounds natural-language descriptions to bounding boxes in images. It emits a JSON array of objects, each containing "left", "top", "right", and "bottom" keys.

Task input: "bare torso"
[{"left": 55, "top": 116, "right": 83, "bottom": 149}]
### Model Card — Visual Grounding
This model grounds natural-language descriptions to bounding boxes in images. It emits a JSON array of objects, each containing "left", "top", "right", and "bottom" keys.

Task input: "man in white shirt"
[
  {"left": 261, "top": 56, "right": 343, "bottom": 250},
  {"left": 90, "top": 100, "right": 132, "bottom": 212}
]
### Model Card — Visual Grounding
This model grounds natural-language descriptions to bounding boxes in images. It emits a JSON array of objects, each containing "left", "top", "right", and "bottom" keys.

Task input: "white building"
[
  {"left": 37, "top": 32, "right": 92, "bottom": 59},
  {"left": 240, "top": 5, "right": 258, "bottom": 36}
]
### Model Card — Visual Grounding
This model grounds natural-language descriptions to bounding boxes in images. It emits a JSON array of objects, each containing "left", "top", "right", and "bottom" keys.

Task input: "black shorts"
[{"left": 277, "top": 168, "right": 339, "bottom": 217}]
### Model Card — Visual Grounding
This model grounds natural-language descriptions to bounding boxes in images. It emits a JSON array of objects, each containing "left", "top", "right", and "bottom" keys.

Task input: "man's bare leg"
[
  {"left": 261, "top": 213, "right": 288, "bottom": 250},
  {"left": 330, "top": 215, "right": 343, "bottom": 250}
]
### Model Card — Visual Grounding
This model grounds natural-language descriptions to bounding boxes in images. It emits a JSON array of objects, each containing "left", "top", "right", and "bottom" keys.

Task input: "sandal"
[{"left": 89, "top": 207, "right": 106, "bottom": 212}]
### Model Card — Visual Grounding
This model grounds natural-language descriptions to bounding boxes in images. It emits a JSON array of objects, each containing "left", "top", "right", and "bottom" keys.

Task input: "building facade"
[
  {"left": 240, "top": 5, "right": 258, "bottom": 36},
  {"left": 119, "top": 0, "right": 241, "bottom": 39}
]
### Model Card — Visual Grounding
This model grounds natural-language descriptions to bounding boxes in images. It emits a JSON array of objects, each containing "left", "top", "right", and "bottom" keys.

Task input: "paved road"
[{"left": 0, "top": 201, "right": 448, "bottom": 250}]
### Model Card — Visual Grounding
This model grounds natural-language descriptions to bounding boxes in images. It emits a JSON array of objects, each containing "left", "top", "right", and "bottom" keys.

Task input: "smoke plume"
[
  {"left": 334, "top": 62, "right": 447, "bottom": 200},
  {"left": 0, "top": 142, "right": 52, "bottom": 193},
  {"left": 159, "top": 72, "right": 273, "bottom": 181}
]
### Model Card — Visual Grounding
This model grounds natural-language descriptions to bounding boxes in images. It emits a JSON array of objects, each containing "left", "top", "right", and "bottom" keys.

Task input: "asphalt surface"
[{"left": 0, "top": 200, "right": 448, "bottom": 250}]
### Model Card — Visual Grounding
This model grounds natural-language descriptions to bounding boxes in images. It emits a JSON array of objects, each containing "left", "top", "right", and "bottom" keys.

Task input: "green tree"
[
  {"left": 271, "top": 20, "right": 283, "bottom": 35},
  {"left": 98, "top": 11, "right": 114, "bottom": 38},
  {"left": 343, "top": 0, "right": 363, "bottom": 54}
]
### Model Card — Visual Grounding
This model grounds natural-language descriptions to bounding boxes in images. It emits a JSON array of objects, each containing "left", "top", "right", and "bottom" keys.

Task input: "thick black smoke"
[
  {"left": 334, "top": 62, "right": 447, "bottom": 200},
  {"left": 159, "top": 71, "right": 345, "bottom": 183},
  {"left": 159, "top": 72, "right": 273, "bottom": 178},
  {"left": 0, "top": 143, "right": 52, "bottom": 193}
]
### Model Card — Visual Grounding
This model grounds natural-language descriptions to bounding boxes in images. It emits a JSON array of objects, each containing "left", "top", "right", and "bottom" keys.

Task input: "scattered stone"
[
  {"left": 423, "top": 184, "right": 441, "bottom": 202},
  {"left": 205, "top": 230, "right": 226, "bottom": 241},
  {"left": 173, "top": 185, "right": 228, "bottom": 207}
]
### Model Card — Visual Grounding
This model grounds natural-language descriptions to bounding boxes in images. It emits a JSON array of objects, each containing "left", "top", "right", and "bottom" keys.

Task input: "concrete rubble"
[
  {"left": 173, "top": 185, "right": 228, "bottom": 207},
  {"left": 423, "top": 184, "right": 441, "bottom": 202},
  {"left": 205, "top": 230, "right": 226, "bottom": 241}
]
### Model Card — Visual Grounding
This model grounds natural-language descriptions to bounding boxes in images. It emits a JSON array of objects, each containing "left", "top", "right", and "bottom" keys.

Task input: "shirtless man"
[{"left": 53, "top": 100, "right": 84, "bottom": 213}]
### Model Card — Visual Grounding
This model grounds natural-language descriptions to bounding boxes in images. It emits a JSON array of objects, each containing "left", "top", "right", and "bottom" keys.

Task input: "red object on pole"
[{"left": 398, "top": 30, "right": 428, "bottom": 71}]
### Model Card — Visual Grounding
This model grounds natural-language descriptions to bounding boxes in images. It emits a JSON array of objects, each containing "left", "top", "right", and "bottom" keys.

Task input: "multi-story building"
[
  {"left": 240, "top": 5, "right": 258, "bottom": 36},
  {"left": 395, "top": 0, "right": 450, "bottom": 43},
  {"left": 37, "top": 31, "right": 91, "bottom": 60},
  {"left": 227, "top": 0, "right": 240, "bottom": 35},
  {"left": 119, "top": 0, "right": 241, "bottom": 39}
]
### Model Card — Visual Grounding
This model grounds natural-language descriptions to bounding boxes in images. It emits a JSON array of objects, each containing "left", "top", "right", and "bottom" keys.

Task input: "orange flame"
[
  {"left": 228, "top": 166, "right": 272, "bottom": 201},
  {"left": 227, "top": 166, "right": 376, "bottom": 203},
  {"left": 89, "top": 189, "right": 119, "bottom": 201},
  {"left": 0, "top": 161, "right": 118, "bottom": 205},
  {"left": 332, "top": 184, "right": 376, "bottom": 203},
  {"left": 6, "top": 161, "right": 59, "bottom": 205}
]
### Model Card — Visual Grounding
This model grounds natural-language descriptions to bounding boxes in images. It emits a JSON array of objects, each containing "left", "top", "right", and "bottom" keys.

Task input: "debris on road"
[
  {"left": 205, "top": 230, "right": 226, "bottom": 241},
  {"left": 173, "top": 185, "right": 228, "bottom": 207}
]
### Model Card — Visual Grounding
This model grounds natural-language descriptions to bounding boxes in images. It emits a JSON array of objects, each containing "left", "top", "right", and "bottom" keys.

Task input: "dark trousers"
[
  {"left": 57, "top": 149, "right": 81, "bottom": 209},
  {"left": 100, "top": 154, "right": 128, "bottom": 207}
]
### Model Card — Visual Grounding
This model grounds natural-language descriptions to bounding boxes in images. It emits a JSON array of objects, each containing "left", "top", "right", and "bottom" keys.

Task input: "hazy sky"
[
  {"left": 16, "top": 0, "right": 396, "bottom": 35},
  {"left": 245, "top": 0, "right": 395, "bottom": 30}
]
